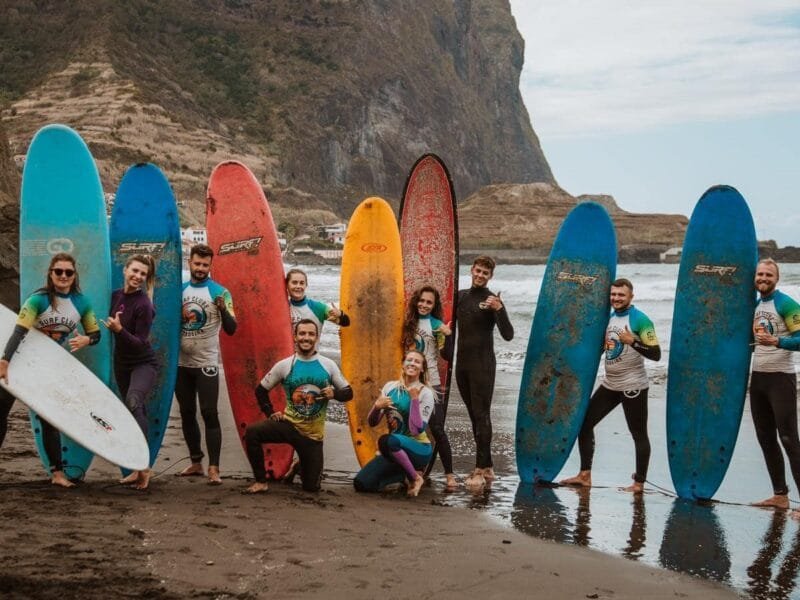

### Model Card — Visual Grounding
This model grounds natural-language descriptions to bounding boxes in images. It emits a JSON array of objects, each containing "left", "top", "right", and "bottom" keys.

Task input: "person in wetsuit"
[
  {"left": 401, "top": 285, "right": 456, "bottom": 491},
  {"left": 454, "top": 255, "right": 514, "bottom": 488},
  {"left": 243, "top": 319, "right": 352, "bottom": 494},
  {"left": 175, "top": 244, "right": 236, "bottom": 485},
  {"left": 353, "top": 349, "right": 436, "bottom": 497},
  {"left": 560, "top": 278, "right": 661, "bottom": 493},
  {"left": 0, "top": 253, "right": 101, "bottom": 487},
  {"left": 749, "top": 258, "right": 800, "bottom": 517},
  {"left": 286, "top": 268, "right": 349, "bottom": 335},
  {"left": 103, "top": 254, "right": 159, "bottom": 491}
]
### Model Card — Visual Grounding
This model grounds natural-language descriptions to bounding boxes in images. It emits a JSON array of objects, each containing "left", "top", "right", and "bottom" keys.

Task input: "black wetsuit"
[{"left": 454, "top": 286, "right": 514, "bottom": 469}]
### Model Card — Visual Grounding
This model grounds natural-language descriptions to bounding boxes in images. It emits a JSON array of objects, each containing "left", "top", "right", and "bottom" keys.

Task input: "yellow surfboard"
[{"left": 340, "top": 197, "right": 404, "bottom": 467}]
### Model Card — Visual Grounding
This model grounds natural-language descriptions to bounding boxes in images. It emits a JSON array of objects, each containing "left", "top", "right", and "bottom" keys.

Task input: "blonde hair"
[{"left": 125, "top": 254, "right": 157, "bottom": 300}]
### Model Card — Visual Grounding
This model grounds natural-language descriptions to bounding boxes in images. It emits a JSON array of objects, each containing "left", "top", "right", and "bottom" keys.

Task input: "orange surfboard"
[
  {"left": 206, "top": 161, "right": 294, "bottom": 479},
  {"left": 340, "top": 197, "right": 404, "bottom": 466}
]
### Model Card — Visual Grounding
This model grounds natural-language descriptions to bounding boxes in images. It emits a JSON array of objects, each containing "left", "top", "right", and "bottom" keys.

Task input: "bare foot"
[
  {"left": 134, "top": 469, "right": 152, "bottom": 491},
  {"left": 243, "top": 482, "right": 269, "bottom": 494},
  {"left": 445, "top": 473, "right": 458, "bottom": 492},
  {"left": 282, "top": 457, "right": 300, "bottom": 484},
  {"left": 465, "top": 468, "right": 486, "bottom": 488},
  {"left": 407, "top": 475, "right": 425, "bottom": 497},
  {"left": 207, "top": 466, "right": 222, "bottom": 485},
  {"left": 482, "top": 467, "right": 496, "bottom": 482},
  {"left": 176, "top": 463, "right": 204, "bottom": 477},
  {"left": 559, "top": 470, "right": 592, "bottom": 488},
  {"left": 51, "top": 470, "right": 75, "bottom": 488},
  {"left": 120, "top": 471, "right": 139, "bottom": 485},
  {"left": 622, "top": 481, "right": 644, "bottom": 494},
  {"left": 752, "top": 494, "right": 790, "bottom": 509}
]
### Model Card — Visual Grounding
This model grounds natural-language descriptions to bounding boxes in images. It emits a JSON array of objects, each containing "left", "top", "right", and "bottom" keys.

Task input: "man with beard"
[
  {"left": 560, "top": 278, "right": 660, "bottom": 493},
  {"left": 749, "top": 258, "right": 800, "bottom": 517},
  {"left": 244, "top": 319, "right": 352, "bottom": 493},
  {"left": 175, "top": 244, "right": 237, "bottom": 484}
]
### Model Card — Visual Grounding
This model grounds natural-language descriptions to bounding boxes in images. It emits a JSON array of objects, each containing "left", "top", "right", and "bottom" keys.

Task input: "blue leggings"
[{"left": 353, "top": 434, "right": 432, "bottom": 492}]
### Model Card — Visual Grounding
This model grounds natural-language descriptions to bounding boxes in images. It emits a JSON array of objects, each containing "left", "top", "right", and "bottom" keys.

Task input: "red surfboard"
[
  {"left": 399, "top": 154, "right": 458, "bottom": 474},
  {"left": 206, "top": 161, "right": 294, "bottom": 479}
]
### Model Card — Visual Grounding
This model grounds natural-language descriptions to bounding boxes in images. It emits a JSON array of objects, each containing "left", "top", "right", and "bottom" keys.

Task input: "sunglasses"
[{"left": 51, "top": 268, "right": 75, "bottom": 277}]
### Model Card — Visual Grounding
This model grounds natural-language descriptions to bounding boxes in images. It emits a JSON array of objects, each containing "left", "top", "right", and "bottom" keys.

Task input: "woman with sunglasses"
[
  {"left": 103, "top": 253, "right": 158, "bottom": 490},
  {"left": 353, "top": 349, "right": 435, "bottom": 497},
  {"left": 0, "top": 253, "right": 101, "bottom": 487}
]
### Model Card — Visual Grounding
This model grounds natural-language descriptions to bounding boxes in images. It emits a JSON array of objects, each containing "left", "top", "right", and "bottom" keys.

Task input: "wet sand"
[{"left": 0, "top": 390, "right": 738, "bottom": 600}]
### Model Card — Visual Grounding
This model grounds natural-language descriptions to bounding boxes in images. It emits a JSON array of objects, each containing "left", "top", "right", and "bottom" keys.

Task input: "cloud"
[{"left": 510, "top": 1, "right": 800, "bottom": 139}]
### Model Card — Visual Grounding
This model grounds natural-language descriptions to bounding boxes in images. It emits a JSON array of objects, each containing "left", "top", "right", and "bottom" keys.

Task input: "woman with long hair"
[
  {"left": 103, "top": 253, "right": 158, "bottom": 490},
  {"left": 0, "top": 253, "right": 101, "bottom": 487},
  {"left": 353, "top": 349, "right": 435, "bottom": 497},
  {"left": 401, "top": 286, "right": 455, "bottom": 490}
]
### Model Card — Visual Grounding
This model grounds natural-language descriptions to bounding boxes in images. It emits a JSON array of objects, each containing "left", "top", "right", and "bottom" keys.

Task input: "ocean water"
[{"left": 300, "top": 262, "right": 800, "bottom": 598}]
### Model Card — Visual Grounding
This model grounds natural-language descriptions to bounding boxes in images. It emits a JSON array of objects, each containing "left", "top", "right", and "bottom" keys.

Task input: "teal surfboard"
[
  {"left": 666, "top": 185, "right": 756, "bottom": 500},
  {"left": 110, "top": 163, "right": 182, "bottom": 468},
  {"left": 516, "top": 202, "right": 617, "bottom": 483},
  {"left": 20, "top": 124, "right": 112, "bottom": 479}
]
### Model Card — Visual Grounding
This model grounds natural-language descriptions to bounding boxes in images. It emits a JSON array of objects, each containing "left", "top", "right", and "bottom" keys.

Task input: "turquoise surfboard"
[
  {"left": 110, "top": 163, "right": 182, "bottom": 468},
  {"left": 666, "top": 185, "right": 756, "bottom": 500},
  {"left": 516, "top": 202, "right": 617, "bottom": 484},
  {"left": 20, "top": 124, "right": 112, "bottom": 479}
]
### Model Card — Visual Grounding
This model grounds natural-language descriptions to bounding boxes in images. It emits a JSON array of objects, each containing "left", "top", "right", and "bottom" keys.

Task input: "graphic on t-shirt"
[
  {"left": 384, "top": 408, "right": 405, "bottom": 433},
  {"left": 753, "top": 314, "right": 775, "bottom": 336},
  {"left": 290, "top": 384, "right": 325, "bottom": 418},
  {"left": 39, "top": 322, "right": 72, "bottom": 343},
  {"left": 182, "top": 301, "right": 207, "bottom": 332},
  {"left": 605, "top": 328, "right": 624, "bottom": 361}
]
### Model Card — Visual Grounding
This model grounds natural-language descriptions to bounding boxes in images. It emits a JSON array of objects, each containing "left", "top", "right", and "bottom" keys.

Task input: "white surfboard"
[{"left": 0, "top": 304, "right": 149, "bottom": 471}]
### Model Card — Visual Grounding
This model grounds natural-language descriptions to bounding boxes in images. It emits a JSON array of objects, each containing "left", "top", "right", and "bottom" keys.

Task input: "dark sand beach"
[{"left": 0, "top": 381, "right": 738, "bottom": 600}]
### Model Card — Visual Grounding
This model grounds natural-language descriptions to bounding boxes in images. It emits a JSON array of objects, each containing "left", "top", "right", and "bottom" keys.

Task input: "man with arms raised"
[
  {"left": 244, "top": 319, "right": 353, "bottom": 493},
  {"left": 750, "top": 258, "right": 800, "bottom": 516},
  {"left": 175, "top": 244, "right": 237, "bottom": 484},
  {"left": 455, "top": 255, "right": 514, "bottom": 488},
  {"left": 560, "top": 278, "right": 661, "bottom": 493}
]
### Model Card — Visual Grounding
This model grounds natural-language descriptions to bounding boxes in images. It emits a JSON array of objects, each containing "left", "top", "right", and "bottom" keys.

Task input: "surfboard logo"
[
  {"left": 90, "top": 412, "right": 114, "bottom": 432},
  {"left": 556, "top": 271, "right": 598, "bottom": 286},
  {"left": 47, "top": 238, "right": 75, "bottom": 254},
  {"left": 219, "top": 237, "right": 263, "bottom": 255},
  {"left": 361, "top": 243, "right": 387, "bottom": 253},
  {"left": 118, "top": 242, "right": 167, "bottom": 255},
  {"left": 693, "top": 264, "right": 737, "bottom": 277}
]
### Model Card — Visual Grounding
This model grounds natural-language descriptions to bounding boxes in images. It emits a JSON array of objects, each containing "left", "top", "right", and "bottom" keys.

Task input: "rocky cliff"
[
  {"left": 1, "top": 0, "right": 552, "bottom": 224},
  {"left": 459, "top": 183, "right": 688, "bottom": 262},
  {"left": 0, "top": 121, "right": 20, "bottom": 309}
]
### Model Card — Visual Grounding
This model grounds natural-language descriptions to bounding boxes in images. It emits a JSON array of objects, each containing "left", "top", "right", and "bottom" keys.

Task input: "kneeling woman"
[
  {"left": 353, "top": 350, "right": 435, "bottom": 497},
  {"left": 0, "top": 253, "right": 101, "bottom": 487},
  {"left": 103, "top": 254, "right": 158, "bottom": 490}
]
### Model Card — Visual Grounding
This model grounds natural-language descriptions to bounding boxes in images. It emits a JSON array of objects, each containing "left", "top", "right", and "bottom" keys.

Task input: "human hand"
[
  {"left": 754, "top": 331, "right": 779, "bottom": 347},
  {"left": 0, "top": 359, "right": 8, "bottom": 384},
  {"left": 374, "top": 395, "right": 393, "bottom": 410},
  {"left": 214, "top": 296, "right": 227, "bottom": 312},
  {"left": 68, "top": 333, "right": 90, "bottom": 353},
  {"left": 483, "top": 293, "right": 503, "bottom": 312},
  {"left": 320, "top": 386, "right": 334, "bottom": 400},
  {"left": 327, "top": 303, "right": 342, "bottom": 321},
  {"left": 618, "top": 326, "right": 635, "bottom": 346},
  {"left": 438, "top": 321, "right": 452, "bottom": 336},
  {"left": 102, "top": 311, "right": 123, "bottom": 333},
  {"left": 270, "top": 411, "right": 285, "bottom": 421}
]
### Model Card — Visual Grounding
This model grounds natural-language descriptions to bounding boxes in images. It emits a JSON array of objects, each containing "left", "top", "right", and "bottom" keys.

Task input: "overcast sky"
[{"left": 509, "top": 1, "right": 800, "bottom": 245}]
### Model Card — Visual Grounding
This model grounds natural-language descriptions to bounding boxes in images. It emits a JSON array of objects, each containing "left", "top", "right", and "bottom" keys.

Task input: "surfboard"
[
  {"left": 0, "top": 305, "right": 148, "bottom": 470},
  {"left": 515, "top": 202, "right": 617, "bottom": 484},
  {"left": 666, "top": 185, "right": 757, "bottom": 500},
  {"left": 398, "top": 154, "right": 458, "bottom": 476},
  {"left": 340, "top": 197, "right": 404, "bottom": 467},
  {"left": 206, "top": 161, "right": 294, "bottom": 479},
  {"left": 19, "top": 124, "right": 112, "bottom": 478},
  {"left": 110, "top": 163, "right": 182, "bottom": 469}
]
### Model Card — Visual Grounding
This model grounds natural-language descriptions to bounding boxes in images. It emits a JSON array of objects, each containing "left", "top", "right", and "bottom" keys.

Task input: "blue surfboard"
[
  {"left": 516, "top": 202, "right": 617, "bottom": 484},
  {"left": 110, "top": 163, "right": 182, "bottom": 468},
  {"left": 666, "top": 185, "right": 756, "bottom": 500},
  {"left": 20, "top": 124, "right": 112, "bottom": 479}
]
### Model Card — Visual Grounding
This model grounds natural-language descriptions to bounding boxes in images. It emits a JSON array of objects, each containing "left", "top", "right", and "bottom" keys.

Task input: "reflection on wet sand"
[
  {"left": 659, "top": 500, "right": 731, "bottom": 583},
  {"left": 747, "top": 511, "right": 800, "bottom": 599},
  {"left": 511, "top": 484, "right": 591, "bottom": 545},
  {"left": 622, "top": 494, "right": 646, "bottom": 561}
]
